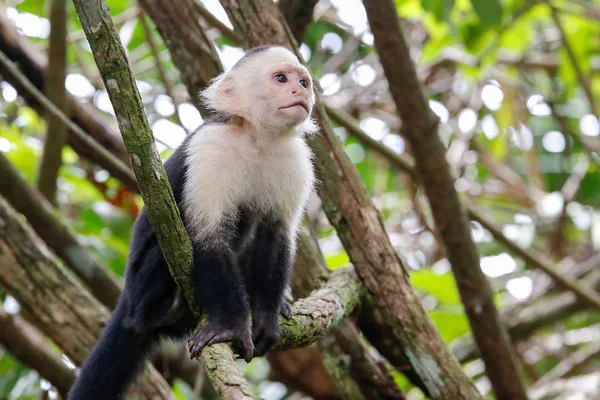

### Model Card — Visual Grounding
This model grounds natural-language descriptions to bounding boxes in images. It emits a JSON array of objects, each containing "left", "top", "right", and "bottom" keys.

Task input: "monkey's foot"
[
  {"left": 188, "top": 323, "right": 254, "bottom": 363},
  {"left": 139, "top": 288, "right": 187, "bottom": 331},
  {"left": 279, "top": 300, "right": 293, "bottom": 320},
  {"left": 252, "top": 311, "right": 281, "bottom": 357}
]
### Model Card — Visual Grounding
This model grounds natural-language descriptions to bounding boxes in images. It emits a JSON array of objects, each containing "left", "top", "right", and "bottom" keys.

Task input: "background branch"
[
  {"left": 0, "top": 303, "right": 75, "bottom": 398},
  {"left": 36, "top": 0, "right": 69, "bottom": 204},
  {"left": 0, "top": 196, "right": 173, "bottom": 399}
]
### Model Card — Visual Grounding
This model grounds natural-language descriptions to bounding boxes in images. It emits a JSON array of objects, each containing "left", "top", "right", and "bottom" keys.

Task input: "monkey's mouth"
[{"left": 280, "top": 101, "right": 309, "bottom": 113}]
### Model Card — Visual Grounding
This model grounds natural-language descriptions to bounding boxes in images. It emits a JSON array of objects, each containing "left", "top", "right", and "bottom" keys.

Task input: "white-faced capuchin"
[{"left": 68, "top": 45, "right": 317, "bottom": 399}]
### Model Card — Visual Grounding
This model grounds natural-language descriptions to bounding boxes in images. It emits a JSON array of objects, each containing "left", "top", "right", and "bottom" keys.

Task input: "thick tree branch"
[
  {"left": 0, "top": 303, "right": 75, "bottom": 398},
  {"left": 362, "top": 2, "right": 527, "bottom": 399},
  {"left": 217, "top": 1, "right": 482, "bottom": 398},
  {"left": 0, "top": 151, "right": 122, "bottom": 308},
  {"left": 36, "top": 0, "right": 69, "bottom": 204},
  {"left": 0, "top": 197, "right": 173, "bottom": 399}
]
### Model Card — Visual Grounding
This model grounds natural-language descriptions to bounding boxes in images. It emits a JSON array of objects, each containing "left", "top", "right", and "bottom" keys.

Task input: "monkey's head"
[{"left": 201, "top": 45, "right": 317, "bottom": 136}]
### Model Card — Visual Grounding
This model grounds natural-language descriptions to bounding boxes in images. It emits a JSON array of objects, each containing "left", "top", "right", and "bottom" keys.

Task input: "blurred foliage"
[{"left": 0, "top": 0, "right": 599, "bottom": 398}]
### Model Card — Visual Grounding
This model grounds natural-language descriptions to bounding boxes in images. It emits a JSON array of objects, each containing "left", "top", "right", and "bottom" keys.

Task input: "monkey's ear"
[{"left": 200, "top": 74, "right": 236, "bottom": 112}]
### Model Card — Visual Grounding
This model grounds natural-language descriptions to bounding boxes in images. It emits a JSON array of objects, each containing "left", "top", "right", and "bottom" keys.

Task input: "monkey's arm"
[
  {"left": 245, "top": 220, "right": 293, "bottom": 356},
  {"left": 188, "top": 241, "right": 254, "bottom": 362}
]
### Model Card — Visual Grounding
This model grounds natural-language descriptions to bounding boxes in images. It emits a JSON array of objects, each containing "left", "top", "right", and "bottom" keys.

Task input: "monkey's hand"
[
  {"left": 188, "top": 321, "right": 254, "bottom": 362},
  {"left": 279, "top": 300, "right": 293, "bottom": 320},
  {"left": 252, "top": 310, "right": 281, "bottom": 357}
]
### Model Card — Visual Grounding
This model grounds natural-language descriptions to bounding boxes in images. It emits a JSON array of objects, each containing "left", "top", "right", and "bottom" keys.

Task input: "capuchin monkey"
[{"left": 68, "top": 45, "right": 317, "bottom": 399}]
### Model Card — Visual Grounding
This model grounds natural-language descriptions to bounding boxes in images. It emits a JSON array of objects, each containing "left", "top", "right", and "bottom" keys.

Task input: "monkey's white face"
[
  {"left": 262, "top": 62, "right": 313, "bottom": 127},
  {"left": 202, "top": 46, "right": 318, "bottom": 136}
]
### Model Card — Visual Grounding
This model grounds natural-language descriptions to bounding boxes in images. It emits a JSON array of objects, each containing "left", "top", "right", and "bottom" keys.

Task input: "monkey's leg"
[
  {"left": 246, "top": 221, "right": 293, "bottom": 357},
  {"left": 188, "top": 244, "right": 254, "bottom": 362}
]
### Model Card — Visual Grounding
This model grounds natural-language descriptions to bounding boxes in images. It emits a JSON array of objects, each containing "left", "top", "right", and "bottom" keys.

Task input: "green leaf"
[
  {"left": 471, "top": 0, "right": 502, "bottom": 27},
  {"left": 411, "top": 270, "right": 461, "bottom": 305},
  {"left": 423, "top": 0, "right": 455, "bottom": 23}
]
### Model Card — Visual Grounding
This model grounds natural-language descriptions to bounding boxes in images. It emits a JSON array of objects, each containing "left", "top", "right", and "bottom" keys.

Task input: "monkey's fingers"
[
  {"left": 279, "top": 300, "right": 293, "bottom": 320},
  {"left": 251, "top": 314, "right": 280, "bottom": 357},
  {"left": 253, "top": 333, "right": 278, "bottom": 357},
  {"left": 188, "top": 327, "right": 217, "bottom": 359},
  {"left": 189, "top": 325, "right": 254, "bottom": 363}
]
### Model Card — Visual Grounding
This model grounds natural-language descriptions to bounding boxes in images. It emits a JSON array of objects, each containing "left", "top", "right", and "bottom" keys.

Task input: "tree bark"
[
  {"left": 278, "top": 0, "right": 318, "bottom": 43},
  {"left": 217, "top": 1, "right": 482, "bottom": 398},
  {"left": 0, "top": 304, "right": 75, "bottom": 398},
  {"left": 361, "top": 2, "right": 528, "bottom": 399},
  {"left": 0, "top": 152, "right": 122, "bottom": 309},
  {"left": 0, "top": 197, "right": 173, "bottom": 399}
]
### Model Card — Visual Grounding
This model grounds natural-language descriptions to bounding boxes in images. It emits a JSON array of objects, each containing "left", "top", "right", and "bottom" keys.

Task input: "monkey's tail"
[{"left": 68, "top": 303, "right": 154, "bottom": 400}]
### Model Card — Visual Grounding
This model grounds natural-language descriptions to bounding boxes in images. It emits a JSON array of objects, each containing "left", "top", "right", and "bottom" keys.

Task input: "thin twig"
[
  {"left": 138, "top": 11, "right": 186, "bottom": 131},
  {"left": 0, "top": 49, "right": 137, "bottom": 188},
  {"left": 550, "top": 5, "right": 598, "bottom": 115},
  {"left": 531, "top": 340, "right": 600, "bottom": 387},
  {"left": 193, "top": 0, "right": 240, "bottom": 44}
]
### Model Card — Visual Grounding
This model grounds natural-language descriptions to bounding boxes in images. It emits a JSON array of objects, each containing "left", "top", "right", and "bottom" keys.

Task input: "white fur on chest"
[{"left": 182, "top": 124, "right": 315, "bottom": 242}]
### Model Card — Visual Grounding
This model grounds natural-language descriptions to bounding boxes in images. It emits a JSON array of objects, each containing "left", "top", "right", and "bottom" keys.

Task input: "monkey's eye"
[
  {"left": 299, "top": 78, "right": 309, "bottom": 88},
  {"left": 274, "top": 73, "right": 288, "bottom": 83}
]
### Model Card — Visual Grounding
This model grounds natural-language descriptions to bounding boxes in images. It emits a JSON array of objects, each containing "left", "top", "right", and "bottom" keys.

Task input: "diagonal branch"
[
  {"left": 550, "top": 5, "right": 598, "bottom": 115},
  {"left": 137, "top": 0, "right": 223, "bottom": 115},
  {"left": 0, "top": 4, "right": 135, "bottom": 188},
  {"left": 0, "top": 48, "right": 137, "bottom": 190},
  {"left": 0, "top": 303, "right": 75, "bottom": 398},
  {"left": 0, "top": 151, "right": 122, "bottom": 309},
  {"left": 361, "top": 3, "right": 529, "bottom": 398}
]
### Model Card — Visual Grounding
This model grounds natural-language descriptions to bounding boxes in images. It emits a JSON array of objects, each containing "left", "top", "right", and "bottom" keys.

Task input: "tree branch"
[
  {"left": 0, "top": 197, "right": 173, "bottom": 399},
  {"left": 0, "top": 303, "right": 75, "bottom": 398},
  {"left": 0, "top": 151, "right": 122, "bottom": 308},
  {"left": 137, "top": 0, "right": 223, "bottom": 115},
  {"left": 36, "top": 0, "right": 69, "bottom": 204},
  {"left": 550, "top": 5, "right": 598, "bottom": 115},
  {"left": 0, "top": 48, "right": 137, "bottom": 190},
  {"left": 0, "top": 4, "right": 136, "bottom": 189},
  {"left": 278, "top": 0, "right": 318, "bottom": 43}
]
